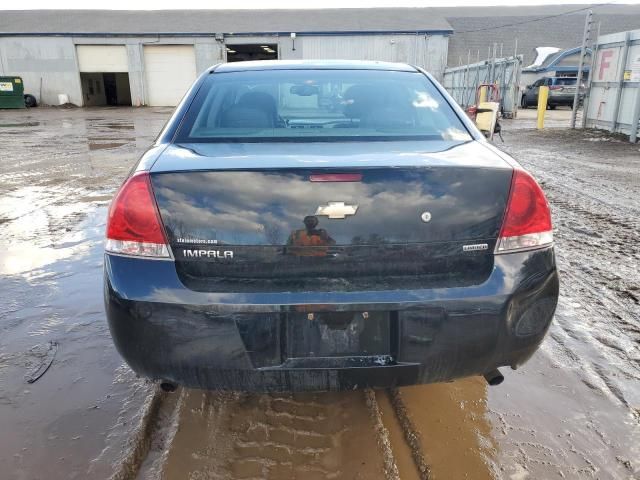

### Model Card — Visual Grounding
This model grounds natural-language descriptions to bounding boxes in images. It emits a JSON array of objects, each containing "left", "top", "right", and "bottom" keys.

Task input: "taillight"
[
  {"left": 105, "top": 172, "right": 170, "bottom": 258},
  {"left": 496, "top": 169, "right": 553, "bottom": 253},
  {"left": 548, "top": 85, "right": 562, "bottom": 90}
]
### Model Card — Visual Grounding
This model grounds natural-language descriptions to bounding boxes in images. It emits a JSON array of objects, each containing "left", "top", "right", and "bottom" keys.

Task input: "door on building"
[
  {"left": 103, "top": 73, "right": 118, "bottom": 105},
  {"left": 226, "top": 44, "right": 278, "bottom": 62},
  {"left": 143, "top": 45, "right": 197, "bottom": 107},
  {"left": 77, "top": 45, "right": 132, "bottom": 106},
  {"left": 79, "top": 72, "right": 131, "bottom": 106}
]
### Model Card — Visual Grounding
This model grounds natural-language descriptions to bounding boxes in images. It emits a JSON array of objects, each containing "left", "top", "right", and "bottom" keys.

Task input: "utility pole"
[
  {"left": 581, "top": 22, "right": 601, "bottom": 129},
  {"left": 571, "top": 9, "right": 593, "bottom": 128}
]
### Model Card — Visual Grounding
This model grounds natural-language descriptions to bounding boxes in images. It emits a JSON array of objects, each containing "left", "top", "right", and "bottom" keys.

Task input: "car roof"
[{"left": 212, "top": 60, "right": 419, "bottom": 73}]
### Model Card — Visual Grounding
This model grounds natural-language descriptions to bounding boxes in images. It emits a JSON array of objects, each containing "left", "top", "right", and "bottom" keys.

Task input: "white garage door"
[
  {"left": 77, "top": 45, "right": 128, "bottom": 72},
  {"left": 144, "top": 45, "right": 197, "bottom": 107}
]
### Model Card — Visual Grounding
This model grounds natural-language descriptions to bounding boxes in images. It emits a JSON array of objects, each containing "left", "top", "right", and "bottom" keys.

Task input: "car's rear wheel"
[
  {"left": 549, "top": 104, "right": 556, "bottom": 110},
  {"left": 521, "top": 96, "right": 528, "bottom": 109}
]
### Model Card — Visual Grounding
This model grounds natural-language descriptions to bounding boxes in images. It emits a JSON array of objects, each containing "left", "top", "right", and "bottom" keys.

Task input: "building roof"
[
  {"left": 3, "top": 5, "right": 640, "bottom": 66},
  {"left": 0, "top": 9, "right": 453, "bottom": 36},
  {"left": 522, "top": 47, "right": 592, "bottom": 73}
]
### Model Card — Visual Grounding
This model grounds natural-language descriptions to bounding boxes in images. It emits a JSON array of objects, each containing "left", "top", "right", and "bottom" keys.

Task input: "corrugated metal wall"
[
  {"left": 0, "top": 36, "right": 84, "bottom": 106},
  {"left": 0, "top": 33, "right": 450, "bottom": 106},
  {"left": 441, "top": 55, "right": 522, "bottom": 117},
  {"left": 301, "top": 34, "right": 449, "bottom": 80},
  {"left": 585, "top": 29, "right": 640, "bottom": 141}
]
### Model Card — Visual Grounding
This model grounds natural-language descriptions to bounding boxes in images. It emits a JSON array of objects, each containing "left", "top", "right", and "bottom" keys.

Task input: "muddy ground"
[{"left": 0, "top": 108, "right": 638, "bottom": 480}]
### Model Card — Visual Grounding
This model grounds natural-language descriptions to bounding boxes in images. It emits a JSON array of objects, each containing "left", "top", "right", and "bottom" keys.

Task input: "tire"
[
  {"left": 549, "top": 104, "right": 556, "bottom": 110},
  {"left": 521, "top": 96, "right": 528, "bottom": 109},
  {"left": 24, "top": 94, "right": 37, "bottom": 108}
]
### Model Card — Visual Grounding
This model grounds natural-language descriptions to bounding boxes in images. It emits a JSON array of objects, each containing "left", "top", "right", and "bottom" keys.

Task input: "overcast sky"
[{"left": 5, "top": 0, "right": 640, "bottom": 9}]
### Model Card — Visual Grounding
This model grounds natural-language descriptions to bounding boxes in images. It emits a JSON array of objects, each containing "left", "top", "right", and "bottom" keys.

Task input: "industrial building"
[
  {"left": 0, "top": 9, "right": 452, "bottom": 107},
  {"left": 2, "top": 5, "right": 640, "bottom": 108}
]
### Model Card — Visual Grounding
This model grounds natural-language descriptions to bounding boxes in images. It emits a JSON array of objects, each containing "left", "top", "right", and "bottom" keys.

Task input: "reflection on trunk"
[{"left": 151, "top": 167, "right": 511, "bottom": 292}]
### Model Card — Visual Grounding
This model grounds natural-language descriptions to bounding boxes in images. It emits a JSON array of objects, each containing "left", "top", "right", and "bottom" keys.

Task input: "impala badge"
[{"left": 315, "top": 201, "right": 359, "bottom": 219}]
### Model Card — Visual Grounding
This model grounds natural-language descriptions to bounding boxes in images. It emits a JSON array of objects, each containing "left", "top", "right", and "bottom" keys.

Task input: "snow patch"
[{"left": 526, "top": 47, "right": 561, "bottom": 69}]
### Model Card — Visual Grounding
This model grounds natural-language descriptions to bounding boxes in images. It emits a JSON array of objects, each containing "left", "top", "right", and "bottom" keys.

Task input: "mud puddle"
[
  {"left": 0, "top": 108, "right": 167, "bottom": 479},
  {"left": 390, "top": 379, "right": 496, "bottom": 480},
  {"left": 0, "top": 207, "right": 154, "bottom": 480},
  {"left": 143, "top": 389, "right": 388, "bottom": 479},
  {"left": 136, "top": 382, "right": 497, "bottom": 480}
]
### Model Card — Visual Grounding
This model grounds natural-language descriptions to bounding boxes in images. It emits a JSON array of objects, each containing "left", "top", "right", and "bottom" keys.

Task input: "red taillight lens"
[
  {"left": 496, "top": 169, "right": 553, "bottom": 253},
  {"left": 548, "top": 85, "right": 562, "bottom": 90},
  {"left": 105, "top": 172, "right": 170, "bottom": 258}
]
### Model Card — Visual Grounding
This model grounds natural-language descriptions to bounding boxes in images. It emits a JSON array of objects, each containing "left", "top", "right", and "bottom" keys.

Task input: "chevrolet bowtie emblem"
[{"left": 315, "top": 202, "right": 359, "bottom": 219}]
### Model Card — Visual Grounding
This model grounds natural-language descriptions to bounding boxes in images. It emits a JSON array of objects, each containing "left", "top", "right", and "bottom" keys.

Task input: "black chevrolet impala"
[{"left": 104, "top": 60, "right": 558, "bottom": 391}]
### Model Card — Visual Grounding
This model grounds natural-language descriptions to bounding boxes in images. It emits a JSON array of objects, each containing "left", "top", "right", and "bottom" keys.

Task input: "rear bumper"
[{"left": 104, "top": 247, "right": 559, "bottom": 392}]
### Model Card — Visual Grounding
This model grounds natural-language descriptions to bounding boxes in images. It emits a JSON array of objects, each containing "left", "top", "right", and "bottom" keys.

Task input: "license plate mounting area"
[{"left": 285, "top": 310, "right": 392, "bottom": 360}]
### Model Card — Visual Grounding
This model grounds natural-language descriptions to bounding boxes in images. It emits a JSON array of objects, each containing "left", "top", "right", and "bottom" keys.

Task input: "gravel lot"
[{"left": 0, "top": 107, "right": 638, "bottom": 480}]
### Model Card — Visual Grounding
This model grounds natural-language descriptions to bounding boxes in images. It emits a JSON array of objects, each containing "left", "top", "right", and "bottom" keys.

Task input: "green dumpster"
[{"left": 0, "top": 76, "right": 26, "bottom": 109}]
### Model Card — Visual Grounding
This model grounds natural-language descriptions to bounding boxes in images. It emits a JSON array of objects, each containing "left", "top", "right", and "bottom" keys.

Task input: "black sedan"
[{"left": 104, "top": 60, "right": 558, "bottom": 392}]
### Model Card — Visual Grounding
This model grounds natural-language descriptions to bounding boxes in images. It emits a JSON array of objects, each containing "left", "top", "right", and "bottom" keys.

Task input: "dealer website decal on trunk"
[{"left": 176, "top": 237, "right": 219, "bottom": 245}]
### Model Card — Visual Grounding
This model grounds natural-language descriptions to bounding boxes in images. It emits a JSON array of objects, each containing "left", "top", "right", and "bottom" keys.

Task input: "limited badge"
[{"left": 462, "top": 244, "right": 488, "bottom": 252}]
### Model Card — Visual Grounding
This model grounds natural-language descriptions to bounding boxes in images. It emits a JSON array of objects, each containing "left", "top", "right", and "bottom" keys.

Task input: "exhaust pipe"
[
  {"left": 160, "top": 381, "right": 177, "bottom": 393},
  {"left": 483, "top": 369, "right": 504, "bottom": 386}
]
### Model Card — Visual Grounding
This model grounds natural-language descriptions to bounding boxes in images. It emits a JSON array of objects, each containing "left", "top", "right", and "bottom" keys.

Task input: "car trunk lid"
[{"left": 149, "top": 141, "right": 513, "bottom": 292}]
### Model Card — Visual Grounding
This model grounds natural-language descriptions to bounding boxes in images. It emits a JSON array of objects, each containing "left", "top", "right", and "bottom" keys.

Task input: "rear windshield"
[{"left": 175, "top": 69, "right": 472, "bottom": 142}]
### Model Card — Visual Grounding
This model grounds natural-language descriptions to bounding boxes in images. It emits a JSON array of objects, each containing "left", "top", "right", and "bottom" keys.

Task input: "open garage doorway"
[
  {"left": 80, "top": 73, "right": 132, "bottom": 106},
  {"left": 76, "top": 45, "right": 132, "bottom": 106},
  {"left": 226, "top": 44, "right": 278, "bottom": 62}
]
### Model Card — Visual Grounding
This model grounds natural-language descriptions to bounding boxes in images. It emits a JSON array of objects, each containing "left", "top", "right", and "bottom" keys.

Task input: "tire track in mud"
[
  {"left": 385, "top": 389, "right": 430, "bottom": 480},
  {"left": 114, "top": 386, "right": 444, "bottom": 480},
  {"left": 142, "top": 388, "right": 401, "bottom": 480},
  {"left": 120, "top": 381, "right": 499, "bottom": 480},
  {"left": 538, "top": 182, "right": 640, "bottom": 409},
  {"left": 364, "top": 389, "right": 401, "bottom": 480},
  {"left": 501, "top": 130, "right": 640, "bottom": 411},
  {"left": 108, "top": 385, "right": 166, "bottom": 480}
]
